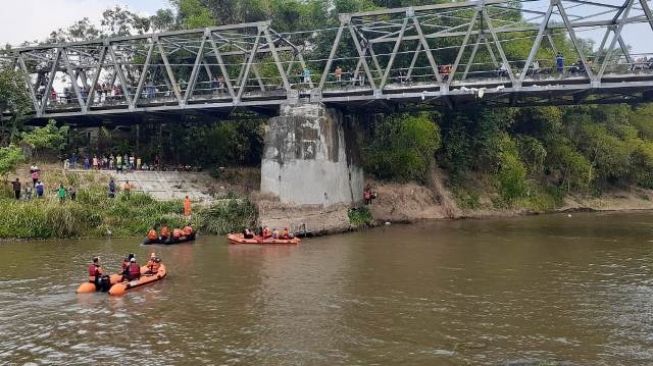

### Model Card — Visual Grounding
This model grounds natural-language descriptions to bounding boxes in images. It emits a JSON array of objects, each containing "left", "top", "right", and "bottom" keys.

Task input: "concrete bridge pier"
[{"left": 260, "top": 103, "right": 364, "bottom": 208}]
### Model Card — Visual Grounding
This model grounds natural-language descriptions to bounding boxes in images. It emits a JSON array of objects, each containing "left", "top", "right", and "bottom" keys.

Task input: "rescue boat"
[
  {"left": 143, "top": 233, "right": 196, "bottom": 245},
  {"left": 227, "top": 233, "right": 301, "bottom": 245},
  {"left": 76, "top": 273, "right": 123, "bottom": 293},
  {"left": 108, "top": 264, "right": 167, "bottom": 296}
]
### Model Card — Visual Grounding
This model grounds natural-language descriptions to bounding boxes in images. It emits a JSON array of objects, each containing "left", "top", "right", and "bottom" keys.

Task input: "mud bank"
[{"left": 256, "top": 178, "right": 653, "bottom": 237}]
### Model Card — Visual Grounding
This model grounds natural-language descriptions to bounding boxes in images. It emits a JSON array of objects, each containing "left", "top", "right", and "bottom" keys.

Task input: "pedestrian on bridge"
[
  {"left": 556, "top": 53, "right": 565, "bottom": 74},
  {"left": 335, "top": 66, "right": 343, "bottom": 84},
  {"left": 303, "top": 67, "right": 311, "bottom": 85}
]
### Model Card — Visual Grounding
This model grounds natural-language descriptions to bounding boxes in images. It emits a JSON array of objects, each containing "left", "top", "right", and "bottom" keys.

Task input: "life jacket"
[
  {"left": 121, "top": 260, "right": 129, "bottom": 272},
  {"left": 151, "top": 262, "right": 161, "bottom": 273},
  {"left": 183, "top": 226, "right": 193, "bottom": 236},
  {"left": 160, "top": 226, "right": 170, "bottom": 238},
  {"left": 364, "top": 190, "right": 371, "bottom": 200},
  {"left": 147, "top": 229, "right": 158, "bottom": 240},
  {"left": 88, "top": 264, "right": 101, "bottom": 282},
  {"left": 281, "top": 229, "right": 289, "bottom": 239},
  {"left": 172, "top": 229, "right": 182, "bottom": 239},
  {"left": 128, "top": 262, "right": 141, "bottom": 278},
  {"left": 183, "top": 199, "right": 191, "bottom": 215}
]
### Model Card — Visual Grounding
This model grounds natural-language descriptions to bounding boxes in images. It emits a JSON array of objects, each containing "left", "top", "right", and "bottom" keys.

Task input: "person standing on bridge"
[
  {"left": 303, "top": 67, "right": 311, "bottom": 85},
  {"left": 556, "top": 53, "right": 565, "bottom": 74},
  {"left": 335, "top": 66, "right": 343, "bottom": 84}
]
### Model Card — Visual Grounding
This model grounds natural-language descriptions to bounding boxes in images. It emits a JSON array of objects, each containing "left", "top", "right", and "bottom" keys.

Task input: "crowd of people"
[
  {"left": 146, "top": 223, "right": 194, "bottom": 242},
  {"left": 8, "top": 164, "right": 77, "bottom": 202},
  {"left": 242, "top": 226, "right": 293, "bottom": 240},
  {"left": 63, "top": 153, "right": 160, "bottom": 173}
]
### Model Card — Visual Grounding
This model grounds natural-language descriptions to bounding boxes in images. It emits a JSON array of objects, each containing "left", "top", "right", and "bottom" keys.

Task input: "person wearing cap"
[
  {"left": 124, "top": 256, "right": 141, "bottom": 281},
  {"left": 88, "top": 257, "right": 104, "bottom": 288},
  {"left": 146, "top": 253, "right": 160, "bottom": 275}
]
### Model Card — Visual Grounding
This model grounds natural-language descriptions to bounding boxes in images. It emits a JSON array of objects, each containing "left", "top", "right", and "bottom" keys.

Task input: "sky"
[{"left": 0, "top": 0, "right": 170, "bottom": 47}]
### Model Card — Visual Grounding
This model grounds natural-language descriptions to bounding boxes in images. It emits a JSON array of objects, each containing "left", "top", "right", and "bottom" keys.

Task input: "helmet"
[
  {"left": 150, "top": 252, "right": 156, "bottom": 259},
  {"left": 130, "top": 258, "right": 136, "bottom": 262}
]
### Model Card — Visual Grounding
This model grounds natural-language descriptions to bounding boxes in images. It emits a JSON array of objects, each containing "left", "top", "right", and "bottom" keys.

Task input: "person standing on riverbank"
[
  {"left": 69, "top": 186, "right": 77, "bottom": 201},
  {"left": 184, "top": 195, "right": 192, "bottom": 217},
  {"left": 11, "top": 178, "right": 21, "bottom": 200},
  {"left": 30, "top": 166, "right": 40, "bottom": 187},
  {"left": 122, "top": 180, "right": 133, "bottom": 199},
  {"left": 108, "top": 179, "right": 116, "bottom": 198},
  {"left": 57, "top": 184, "right": 67, "bottom": 203},
  {"left": 35, "top": 181, "right": 44, "bottom": 198}
]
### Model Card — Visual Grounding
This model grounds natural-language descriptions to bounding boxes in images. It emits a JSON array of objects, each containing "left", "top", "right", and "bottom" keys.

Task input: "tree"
[
  {"left": 21, "top": 120, "right": 69, "bottom": 158},
  {"left": 0, "top": 67, "right": 32, "bottom": 145},
  {"left": 0, "top": 145, "right": 25, "bottom": 179}
]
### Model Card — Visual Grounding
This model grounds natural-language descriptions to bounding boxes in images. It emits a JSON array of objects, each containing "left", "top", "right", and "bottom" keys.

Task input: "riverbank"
[
  {"left": 3, "top": 164, "right": 653, "bottom": 240},
  {"left": 256, "top": 168, "right": 653, "bottom": 236},
  {"left": 0, "top": 164, "right": 256, "bottom": 239}
]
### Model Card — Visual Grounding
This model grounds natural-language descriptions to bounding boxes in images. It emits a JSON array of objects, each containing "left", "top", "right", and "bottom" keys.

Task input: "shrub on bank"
[{"left": 0, "top": 193, "right": 257, "bottom": 239}]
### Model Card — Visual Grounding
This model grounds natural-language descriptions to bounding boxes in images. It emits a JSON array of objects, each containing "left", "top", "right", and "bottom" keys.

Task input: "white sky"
[{"left": 0, "top": 0, "right": 170, "bottom": 47}]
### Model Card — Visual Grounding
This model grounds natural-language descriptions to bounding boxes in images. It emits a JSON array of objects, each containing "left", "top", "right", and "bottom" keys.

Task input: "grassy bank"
[
  {"left": 0, "top": 166, "right": 257, "bottom": 240},
  {"left": 0, "top": 190, "right": 257, "bottom": 239}
]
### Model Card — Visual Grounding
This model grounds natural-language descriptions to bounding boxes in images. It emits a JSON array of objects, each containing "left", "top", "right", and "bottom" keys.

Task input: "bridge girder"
[{"left": 1, "top": 0, "right": 653, "bottom": 123}]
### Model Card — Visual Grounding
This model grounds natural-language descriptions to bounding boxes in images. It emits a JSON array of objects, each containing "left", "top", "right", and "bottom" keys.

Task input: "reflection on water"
[{"left": 1, "top": 211, "right": 653, "bottom": 365}]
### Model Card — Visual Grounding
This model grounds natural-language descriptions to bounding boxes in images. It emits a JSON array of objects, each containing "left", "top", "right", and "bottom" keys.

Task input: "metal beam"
[
  {"left": 380, "top": 17, "right": 408, "bottom": 89},
  {"left": 482, "top": 9, "right": 515, "bottom": 84},
  {"left": 598, "top": 0, "right": 634, "bottom": 79},
  {"left": 85, "top": 46, "right": 107, "bottom": 109},
  {"left": 208, "top": 37, "right": 236, "bottom": 99},
  {"left": 263, "top": 26, "right": 291, "bottom": 92},
  {"left": 236, "top": 30, "right": 262, "bottom": 100},
  {"left": 348, "top": 23, "right": 378, "bottom": 90},
  {"left": 319, "top": 21, "right": 345, "bottom": 90},
  {"left": 184, "top": 34, "right": 207, "bottom": 103},
  {"left": 519, "top": 3, "right": 554, "bottom": 86},
  {"left": 132, "top": 42, "right": 154, "bottom": 107},
  {"left": 556, "top": 0, "right": 594, "bottom": 81},
  {"left": 447, "top": 10, "right": 479, "bottom": 87},
  {"left": 107, "top": 44, "right": 133, "bottom": 106},
  {"left": 156, "top": 38, "right": 183, "bottom": 104},
  {"left": 61, "top": 49, "right": 86, "bottom": 111},
  {"left": 40, "top": 49, "right": 61, "bottom": 115},
  {"left": 17, "top": 54, "right": 40, "bottom": 113}
]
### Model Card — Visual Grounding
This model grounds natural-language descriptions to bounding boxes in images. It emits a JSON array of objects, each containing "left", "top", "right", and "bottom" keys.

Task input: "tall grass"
[{"left": 192, "top": 199, "right": 257, "bottom": 235}]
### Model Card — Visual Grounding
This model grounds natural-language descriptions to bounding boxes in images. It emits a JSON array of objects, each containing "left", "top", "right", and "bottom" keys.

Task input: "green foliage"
[
  {"left": 21, "top": 120, "right": 69, "bottom": 156},
  {"left": 192, "top": 199, "right": 257, "bottom": 235},
  {"left": 493, "top": 134, "right": 528, "bottom": 202},
  {"left": 0, "top": 145, "right": 25, "bottom": 178},
  {"left": 362, "top": 113, "right": 441, "bottom": 183},
  {"left": 348, "top": 206, "right": 373, "bottom": 227}
]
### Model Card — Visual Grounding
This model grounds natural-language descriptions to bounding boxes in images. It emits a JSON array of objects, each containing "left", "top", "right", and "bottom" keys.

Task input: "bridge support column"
[{"left": 261, "top": 103, "right": 363, "bottom": 206}]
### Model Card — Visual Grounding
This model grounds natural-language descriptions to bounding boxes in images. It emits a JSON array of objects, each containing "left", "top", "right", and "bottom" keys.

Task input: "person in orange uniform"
[
  {"left": 172, "top": 228, "right": 183, "bottom": 241},
  {"left": 183, "top": 195, "right": 191, "bottom": 217},
  {"left": 121, "top": 253, "right": 134, "bottom": 275},
  {"left": 281, "top": 227, "right": 290, "bottom": 239},
  {"left": 262, "top": 226, "right": 272, "bottom": 239},
  {"left": 88, "top": 257, "right": 104, "bottom": 287},
  {"left": 182, "top": 224, "right": 193, "bottom": 237},
  {"left": 147, "top": 226, "right": 158, "bottom": 242},
  {"left": 150, "top": 257, "right": 161, "bottom": 275},
  {"left": 160, "top": 225, "right": 171, "bottom": 241},
  {"left": 145, "top": 252, "right": 158, "bottom": 275}
]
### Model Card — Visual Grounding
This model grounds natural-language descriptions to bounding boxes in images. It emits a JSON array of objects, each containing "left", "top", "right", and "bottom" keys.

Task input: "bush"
[
  {"left": 362, "top": 113, "right": 441, "bottom": 183},
  {"left": 192, "top": 199, "right": 257, "bottom": 235},
  {"left": 348, "top": 206, "right": 373, "bottom": 227}
]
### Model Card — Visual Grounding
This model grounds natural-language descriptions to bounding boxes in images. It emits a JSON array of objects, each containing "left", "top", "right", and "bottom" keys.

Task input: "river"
[{"left": 1, "top": 211, "right": 652, "bottom": 365}]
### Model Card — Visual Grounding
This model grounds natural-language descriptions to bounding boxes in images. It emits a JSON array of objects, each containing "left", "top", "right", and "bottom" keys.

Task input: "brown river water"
[{"left": 1, "top": 211, "right": 653, "bottom": 365}]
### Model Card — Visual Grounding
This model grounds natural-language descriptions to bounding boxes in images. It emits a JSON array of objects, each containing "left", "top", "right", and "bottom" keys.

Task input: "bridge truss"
[{"left": 2, "top": 0, "right": 653, "bottom": 121}]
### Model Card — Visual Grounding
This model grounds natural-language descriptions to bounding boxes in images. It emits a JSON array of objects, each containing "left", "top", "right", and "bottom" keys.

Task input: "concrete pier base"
[{"left": 260, "top": 103, "right": 363, "bottom": 207}]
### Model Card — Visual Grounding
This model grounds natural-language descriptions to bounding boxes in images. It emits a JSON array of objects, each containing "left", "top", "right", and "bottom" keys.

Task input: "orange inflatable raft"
[
  {"left": 227, "top": 233, "right": 301, "bottom": 245},
  {"left": 76, "top": 274, "right": 123, "bottom": 294},
  {"left": 108, "top": 264, "right": 167, "bottom": 296}
]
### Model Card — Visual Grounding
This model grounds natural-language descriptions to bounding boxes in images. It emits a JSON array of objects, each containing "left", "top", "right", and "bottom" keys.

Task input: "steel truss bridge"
[{"left": 2, "top": 0, "right": 653, "bottom": 122}]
